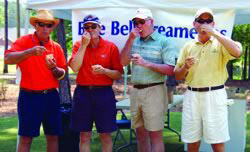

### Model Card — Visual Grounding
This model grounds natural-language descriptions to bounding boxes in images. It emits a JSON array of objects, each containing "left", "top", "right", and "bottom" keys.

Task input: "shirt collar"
[
  {"left": 194, "top": 35, "right": 214, "bottom": 44},
  {"left": 140, "top": 30, "right": 158, "bottom": 41},
  {"left": 32, "top": 32, "right": 52, "bottom": 46},
  {"left": 87, "top": 36, "right": 105, "bottom": 48}
]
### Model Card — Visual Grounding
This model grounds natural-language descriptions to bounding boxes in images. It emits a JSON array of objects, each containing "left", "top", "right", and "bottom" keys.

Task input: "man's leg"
[
  {"left": 99, "top": 133, "right": 112, "bottom": 152},
  {"left": 136, "top": 126, "right": 151, "bottom": 152},
  {"left": 17, "top": 136, "right": 32, "bottom": 152},
  {"left": 211, "top": 143, "right": 225, "bottom": 152},
  {"left": 187, "top": 141, "right": 201, "bottom": 152},
  {"left": 149, "top": 130, "right": 164, "bottom": 152},
  {"left": 46, "top": 135, "right": 58, "bottom": 152},
  {"left": 79, "top": 132, "right": 91, "bottom": 152}
]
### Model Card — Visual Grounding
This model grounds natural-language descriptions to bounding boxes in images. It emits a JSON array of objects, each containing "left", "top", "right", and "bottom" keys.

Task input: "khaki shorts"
[
  {"left": 130, "top": 84, "right": 168, "bottom": 131},
  {"left": 181, "top": 88, "right": 230, "bottom": 144}
]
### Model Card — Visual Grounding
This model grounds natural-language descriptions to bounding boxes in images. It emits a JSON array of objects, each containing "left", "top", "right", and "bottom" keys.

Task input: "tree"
[
  {"left": 0, "top": 6, "right": 4, "bottom": 27},
  {"left": 4, "top": 0, "right": 8, "bottom": 74},
  {"left": 0, "top": 1, "right": 26, "bottom": 28},
  {"left": 56, "top": 19, "right": 72, "bottom": 104}
]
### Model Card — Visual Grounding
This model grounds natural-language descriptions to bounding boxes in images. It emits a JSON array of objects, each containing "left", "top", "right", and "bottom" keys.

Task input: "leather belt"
[
  {"left": 133, "top": 82, "right": 164, "bottom": 89},
  {"left": 78, "top": 85, "right": 111, "bottom": 90},
  {"left": 21, "top": 88, "right": 57, "bottom": 94},
  {"left": 187, "top": 85, "right": 224, "bottom": 92}
]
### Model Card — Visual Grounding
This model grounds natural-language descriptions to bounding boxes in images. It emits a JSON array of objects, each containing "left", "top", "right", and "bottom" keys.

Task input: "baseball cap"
[
  {"left": 194, "top": 8, "right": 214, "bottom": 19},
  {"left": 83, "top": 14, "right": 101, "bottom": 25},
  {"left": 133, "top": 8, "right": 153, "bottom": 20}
]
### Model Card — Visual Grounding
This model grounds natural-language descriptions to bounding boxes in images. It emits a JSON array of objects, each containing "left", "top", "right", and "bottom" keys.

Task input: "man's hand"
[
  {"left": 29, "top": 46, "right": 47, "bottom": 56},
  {"left": 184, "top": 56, "right": 197, "bottom": 70},
  {"left": 92, "top": 64, "right": 107, "bottom": 75},
  {"left": 45, "top": 56, "right": 56, "bottom": 70},
  {"left": 131, "top": 53, "right": 149, "bottom": 67},
  {"left": 81, "top": 32, "right": 91, "bottom": 46},
  {"left": 200, "top": 24, "right": 218, "bottom": 36},
  {"left": 129, "top": 28, "right": 140, "bottom": 40}
]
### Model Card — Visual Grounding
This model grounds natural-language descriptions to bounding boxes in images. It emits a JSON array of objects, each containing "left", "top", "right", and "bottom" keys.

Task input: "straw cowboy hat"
[{"left": 30, "top": 9, "right": 60, "bottom": 27}]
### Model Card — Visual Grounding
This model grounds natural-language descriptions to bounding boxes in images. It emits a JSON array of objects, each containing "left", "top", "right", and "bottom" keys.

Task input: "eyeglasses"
[
  {"left": 195, "top": 18, "right": 213, "bottom": 24},
  {"left": 133, "top": 19, "right": 150, "bottom": 26},
  {"left": 37, "top": 22, "right": 54, "bottom": 28},
  {"left": 84, "top": 24, "right": 98, "bottom": 30}
]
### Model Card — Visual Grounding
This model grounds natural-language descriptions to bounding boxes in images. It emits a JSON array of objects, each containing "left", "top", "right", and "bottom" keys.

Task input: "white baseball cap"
[
  {"left": 133, "top": 8, "right": 153, "bottom": 20},
  {"left": 194, "top": 8, "right": 214, "bottom": 19}
]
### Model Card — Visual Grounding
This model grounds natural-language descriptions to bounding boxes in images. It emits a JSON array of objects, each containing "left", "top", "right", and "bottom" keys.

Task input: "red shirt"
[
  {"left": 5, "top": 33, "right": 67, "bottom": 90},
  {"left": 69, "top": 37, "right": 123, "bottom": 86}
]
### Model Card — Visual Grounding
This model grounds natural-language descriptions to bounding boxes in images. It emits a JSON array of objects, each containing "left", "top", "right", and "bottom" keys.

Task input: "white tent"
[
  {"left": 26, "top": 0, "right": 250, "bottom": 24},
  {"left": 24, "top": 1, "right": 248, "bottom": 152}
]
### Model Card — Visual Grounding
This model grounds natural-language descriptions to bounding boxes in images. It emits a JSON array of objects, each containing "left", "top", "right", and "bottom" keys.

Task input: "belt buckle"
[
  {"left": 89, "top": 86, "right": 93, "bottom": 90},
  {"left": 43, "top": 90, "right": 48, "bottom": 94}
]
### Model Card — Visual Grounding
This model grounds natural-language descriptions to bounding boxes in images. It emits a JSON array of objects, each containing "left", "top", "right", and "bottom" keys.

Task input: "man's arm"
[
  {"left": 131, "top": 54, "right": 174, "bottom": 75},
  {"left": 46, "top": 58, "right": 66, "bottom": 80},
  {"left": 120, "top": 28, "right": 139, "bottom": 66},
  {"left": 103, "top": 69, "right": 122, "bottom": 80},
  {"left": 144, "top": 62, "right": 174, "bottom": 76},
  {"left": 69, "top": 32, "right": 90, "bottom": 73},
  {"left": 202, "top": 26, "right": 242, "bottom": 57},
  {"left": 92, "top": 65, "right": 122, "bottom": 80},
  {"left": 174, "top": 56, "right": 195, "bottom": 80},
  {"left": 51, "top": 67, "right": 66, "bottom": 80},
  {"left": 213, "top": 32, "right": 241, "bottom": 57},
  {"left": 4, "top": 46, "right": 46, "bottom": 64}
]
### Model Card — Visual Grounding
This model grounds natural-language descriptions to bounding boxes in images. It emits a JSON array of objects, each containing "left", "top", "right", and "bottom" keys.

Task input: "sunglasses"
[
  {"left": 84, "top": 24, "right": 98, "bottom": 30},
  {"left": 37, "top": 22, "right": 54, "bottom": 28},
  {"left": 133, "top": 19, "right": 150, "bottom": 26},
  {"left": 195, "top": 18, "right": 213, "bottom": 24}
]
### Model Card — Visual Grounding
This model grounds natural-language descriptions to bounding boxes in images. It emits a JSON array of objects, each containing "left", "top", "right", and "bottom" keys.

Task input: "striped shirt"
[{"left": 131, "top": 31, "right": 176, "bottom": 84}]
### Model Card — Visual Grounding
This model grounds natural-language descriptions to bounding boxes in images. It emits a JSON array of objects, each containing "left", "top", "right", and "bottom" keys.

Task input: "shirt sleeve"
[
  {"left": 175, "top": 43, "right": 189, "bottom": 70},
  {"left": 110, "top": 44, "right": 124, "bottom": 74},
  {"left": 162, "top": 39, "right": 176, "bottom": 66},
  {"left": 4, "top": 37, "right": 27, "bottom": 56}
]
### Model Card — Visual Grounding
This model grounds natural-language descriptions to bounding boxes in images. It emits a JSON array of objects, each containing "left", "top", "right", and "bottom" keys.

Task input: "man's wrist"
[
  {"left": 103, "top": 68, "right": 109, "bottom": 75},
  {"left": 183, "top": 64, "right": 190, "bottom": 71}
]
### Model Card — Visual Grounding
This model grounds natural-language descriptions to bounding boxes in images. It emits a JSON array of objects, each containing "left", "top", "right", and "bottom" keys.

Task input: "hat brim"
[
  {"left": 84, "top": 21, "right": 101, "bottom": 26},
  {"left": 30, "top": 16, "right": 60, "bottom": 27},
  {"left": 132, "top": 15, "right": 148, "bottom": 20}
]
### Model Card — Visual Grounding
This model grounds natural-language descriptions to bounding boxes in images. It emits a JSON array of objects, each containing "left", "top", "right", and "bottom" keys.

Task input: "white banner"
[{"left": 72, "top": 8, "right": 235, "bottom": 56}]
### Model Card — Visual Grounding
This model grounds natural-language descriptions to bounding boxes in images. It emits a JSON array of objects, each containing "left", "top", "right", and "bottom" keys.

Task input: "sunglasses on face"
[
  {"left": 84, "top": 24, "right": 98, "bottom": 30},
  {"left": 195, "top": 18, "right": 213, "bottom": 24},
  {"left": 133, "top": 19, "right": 149, "bottom": 26},
  {"left": 37, "top": 22, "right": 54, "bottom": 28}
]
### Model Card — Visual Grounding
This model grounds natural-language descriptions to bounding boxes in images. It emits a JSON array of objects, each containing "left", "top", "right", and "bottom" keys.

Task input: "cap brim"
[
  {"left": 30, "top": 17, "right": 60, "bottom": 27},
  {"left": 84, "top": 21, "right": 101, "bottom": 25},
  {"left": 132, "top": 15, "right": 148, "bottom": 20}
]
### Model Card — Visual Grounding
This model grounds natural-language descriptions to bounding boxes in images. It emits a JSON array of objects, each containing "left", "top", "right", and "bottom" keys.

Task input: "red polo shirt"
[
  {"left": 69, "top": 37, "right": 123, "bottom": 86},
  {"left": 5, "top": 33, "right": 67, "bottom": 90}
]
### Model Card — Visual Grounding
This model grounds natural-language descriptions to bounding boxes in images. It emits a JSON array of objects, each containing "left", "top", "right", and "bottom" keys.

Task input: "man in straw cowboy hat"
[
  {"left": 174, "top": 8, "right": 242, "bottom": 152},
  {"left": 4, "top": 9, "right": 67, "bottom": 152}
]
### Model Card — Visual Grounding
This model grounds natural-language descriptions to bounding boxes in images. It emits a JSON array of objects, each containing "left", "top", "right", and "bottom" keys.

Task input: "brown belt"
[
  {"left": 133, "top": 82, "right": 164, "bottom": 89},
  {"left": 20, "top": 88, "right": 57, "bottom": 94},
  {"left": 187, "top": 85, "right": 224, "bottom": 92}
]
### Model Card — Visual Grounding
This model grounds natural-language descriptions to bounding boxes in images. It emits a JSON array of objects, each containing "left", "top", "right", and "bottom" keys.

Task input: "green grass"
[{"left": 0, "top": 113, "right": 249, "bottom": 152}]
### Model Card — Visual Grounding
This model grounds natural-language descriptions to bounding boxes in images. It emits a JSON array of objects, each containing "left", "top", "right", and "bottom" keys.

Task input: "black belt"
[
  {"left": 187, "top": 85, "right": 224, "bottom": 92},
  {"left": 21, "top": 88, "right": 57, "bottom": 94},
  {"left": 133, "top": 82, "right": 164, "bottom": 89},
  {"left": 77, "top": 85, "right": 111, "bottom": 90}
]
